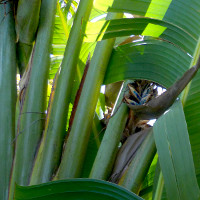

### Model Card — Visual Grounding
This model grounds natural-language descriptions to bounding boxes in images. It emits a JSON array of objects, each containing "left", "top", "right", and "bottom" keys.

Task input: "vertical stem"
[
  {"left": 56, "top": 12, "right": 124, "bottom": 179},
  {"left": 30, "top": 0, "right": 94, "bottom": 185},
  {"left": 0, "top": 2, "right": 16, "bottom": 200},
  {"left": 9, "top": 0, "right": 57, "bottom": 199},
  {"left": 153, "top": 172, "right": 164, "bottom": 200}
]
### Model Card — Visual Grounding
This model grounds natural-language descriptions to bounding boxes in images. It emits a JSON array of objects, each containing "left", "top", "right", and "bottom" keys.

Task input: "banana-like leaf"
[
  {"left": 153, "top": 100, "right": 200, "bottom": 200},
  {"left": 79, "top": 3, "right": 200, "bottom": 185},
  {"left": 104, "top": 39, "right": 190, "bottom": 86},
  {"left": 49, "top": 2, "right": 100, "bottom": 106},
  {"left": 14, "top": 179, "right": 143, "bottom": 200},
  {"left": 86, "top": 18, "right": 197, "bottom": 56},
  {"left": 50, "top": 0, "right": 93, "bottom": 80},
  {"left": 49, "top": 1, "right": 75, "bottom": 78},
  {"left": 89, "top": 7, "right": 106, "bottom": 21},
  {"left": 0, "top": 3, "right": 17, "bottom": 199},
  {"left": 95, "top": 0, "right": 200, "bottom": 42},
  {"left": 50, "top": 5, "right": 106, "bottom": 106},
  {"left": 183, "top": 69, "right": 200, "bottom": 184},
  {"left": 103, "top": 38, "right": 200, "bottom": 191},
  {"left": 104, "top": 37, "right": 200, "bottom": 184},
  {"left": 50, "top": 3, "right": 107, "bottom": 81}
]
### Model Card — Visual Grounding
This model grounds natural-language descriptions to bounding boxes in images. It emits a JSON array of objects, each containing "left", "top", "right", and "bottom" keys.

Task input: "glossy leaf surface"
[{"left": 14, "top": 179, "right": 143, "bottom": 200}]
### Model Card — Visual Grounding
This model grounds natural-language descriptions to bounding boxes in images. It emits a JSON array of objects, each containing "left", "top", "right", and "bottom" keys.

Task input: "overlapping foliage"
[{"left": 0, "top": 0, "right": 200, "bottom": 200}]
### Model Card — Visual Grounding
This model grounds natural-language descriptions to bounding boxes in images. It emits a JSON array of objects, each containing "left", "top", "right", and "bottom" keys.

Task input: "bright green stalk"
[
  {"left": 9, "top": 0, "right": 57, "bottom": 199},
  {"left": 56, "top": 12, "right": 124, "bottom": 179},
  {"left": 0, "top": 3, "right": 16, "bottom": 200},
  {"left": 16, "top": 0, "right": 41, "bottom": 75},
  {"left": 153, "top": 172, "right": 164, "bottom": 200},
  {"left": 89, "top": 81, "right": 130, "bottom": 180},
  {"left": 90, "top": 103, "right": 129, "bottom": 180},
  {"left": 119, "top": 129, "right": 156, "bottom": 194},
  {"left": 30, "top": 0, "right": 94, "bottom": 185}
]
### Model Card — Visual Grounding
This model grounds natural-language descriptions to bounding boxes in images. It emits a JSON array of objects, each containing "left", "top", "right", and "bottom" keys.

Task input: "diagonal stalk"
[
  {"left": 55, "top": 12, "right": 124, "bottom": 179},
  {"left": 30, "top": 0, "right": 94, "bottom": 185},
  {"left": 89, "top": 81, "right": 130, "bottom": 180}
]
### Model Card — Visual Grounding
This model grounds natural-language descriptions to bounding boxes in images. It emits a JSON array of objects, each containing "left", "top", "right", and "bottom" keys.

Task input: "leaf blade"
[
  {"left": 153, "top": 100, "right": 200, "bottom": 200},
  {"left": 14, "top": 179, "right": 143, "bottom": 200}
]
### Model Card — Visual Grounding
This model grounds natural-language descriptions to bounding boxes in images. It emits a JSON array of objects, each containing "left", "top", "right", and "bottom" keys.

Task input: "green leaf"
[
  {"left": 108, "top": 0, "right": 200, "bottom": 42},
  {"left": 103, "top": 37, "right": 200, "bottom": 189},
  {"left": 104, "top": 39, "right": 191, "bottom": 87},
  {"left": 49, "top": 1, "right": 75, "bottom": 79},
  {"left": 50, "top": 0, "right": 98, "bottom": 81},
  {"left": 86, "top": 18, "right": 196, "bottom": 55},
  {"left": 91, "top": 2, "right": 200, "bottom": 186},
  {"left": 14, "top": 179, "right": 143, "bottom": 200},
  {"left": 89, "top": 7, "right": 106, "bottom": 21},
  {"left": 104, "top": 18, "right": 196, "bottom": 55},
  {"left": 153, "top": 100, "right": 200, "bottom": 200},
  {"left": 181, "top": 39, "right": 200, "bottom": 185},
  {"left": 140, "top": 155, "right": 158, "bottom": 199},
  {"left": 184, "top": 71, "right": 200, "bottom": 184}
]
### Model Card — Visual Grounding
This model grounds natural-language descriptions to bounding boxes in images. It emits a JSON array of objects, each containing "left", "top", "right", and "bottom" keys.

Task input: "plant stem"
[
  {"left": 30, "top": 0, "right": 94, "bottom": 184},
  {"left": 153, "top": 172, "right": 164, "bottom": 200},
  {"left": 9, "top": 0, "right": 57, "bottom": 199},
  {"left": 89, "top": 81, "right": 130, "bottom": 180},
  {"left": 119, "top": 129, "right": 156, "bottom": 194},
  {"left": 0, "top": 2, "right": 16, "bottom": 200},
  {"left": 55, "top": 12, "right": 124, "bottom": 179}
]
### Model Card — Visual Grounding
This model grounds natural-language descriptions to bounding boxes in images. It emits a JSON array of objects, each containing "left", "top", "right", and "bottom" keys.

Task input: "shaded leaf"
[
  {"left": 153, "top": 100, "right": 200, "bottom": 200},
  {"left": 14, "top": 179, "right": 143, "bottom": 200}
]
